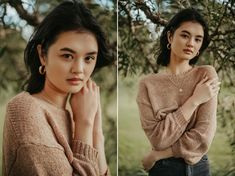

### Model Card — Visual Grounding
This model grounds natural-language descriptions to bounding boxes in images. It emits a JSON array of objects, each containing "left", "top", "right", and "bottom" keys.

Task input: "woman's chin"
[{"left": 68, "top": 85, "right": 84, "bottom": 93}]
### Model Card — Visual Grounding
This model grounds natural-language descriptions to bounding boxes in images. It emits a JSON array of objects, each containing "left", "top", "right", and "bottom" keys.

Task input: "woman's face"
[
  {"left": 38, "top": 30, "right": 98, "bottom": 93},
  {"left": 168, "top": 21, "right": 204, "bottom": 61}
]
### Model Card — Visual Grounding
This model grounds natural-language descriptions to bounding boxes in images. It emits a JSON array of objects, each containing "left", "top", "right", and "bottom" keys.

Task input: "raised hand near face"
[
  {"left": 70, "top": 79, "right": 99, "bottom": 127},
  {"left": 192, "top": 76, "right": 220, "bottom": 106},
  {"left": 71, "top": 79, "right": 99, "bottom": 145}
]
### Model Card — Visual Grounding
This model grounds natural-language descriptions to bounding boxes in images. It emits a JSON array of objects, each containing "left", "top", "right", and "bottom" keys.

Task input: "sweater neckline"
[
  {"left": 161, "top": 65, "right": 198, "bottom": 78},
  {"left": 24, "top": 91, "right": 68, "bottom": 114}
]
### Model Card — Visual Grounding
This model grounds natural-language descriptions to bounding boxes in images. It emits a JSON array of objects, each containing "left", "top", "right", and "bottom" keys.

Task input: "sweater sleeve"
[
  {"left": 3, "top": 94, "right": 99, "bottom": 176},
  {"left": 172, "top": 66, "right": 218, "bottom": 165},
  {"left": 5, "top": 142, "right": 98, "bottom": 176},
  {"left": 136, "top": 79, "right": 190, "bottom": 150}
]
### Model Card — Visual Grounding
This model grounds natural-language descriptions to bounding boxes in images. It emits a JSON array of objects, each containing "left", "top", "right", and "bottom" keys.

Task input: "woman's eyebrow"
[
  {"left": 60, "top": 47, "right": 76, "bottom": 53},
  {"left": 181, "top": 30, "right": 204, "bottom": 38},
  {"left": 86, "top": 51, "right": 98, "bottom": 55},
  {"left": 60, "top": 47, "right": 98, "bottom": 55}
]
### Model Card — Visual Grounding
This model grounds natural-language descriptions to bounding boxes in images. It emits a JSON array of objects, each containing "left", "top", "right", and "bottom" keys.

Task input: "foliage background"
[
  {"left": 118, "top": 0, "right": 235, "bottom": 175},
  {"left": 0, "top": 0, "right": 117, "bottom": 175}
]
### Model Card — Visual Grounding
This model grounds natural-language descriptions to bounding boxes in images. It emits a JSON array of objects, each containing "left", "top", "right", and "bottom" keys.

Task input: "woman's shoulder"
[
  {"left": 8, "top": 91, "right": 33, "bottom": 103},
  {"left": 139, "top": 73, "right": 164, "bottom": 85},
  {"left": 5, "top": 92, "right": 63, "bottom": 149},
  {"left": 6, "top": 91, "right": 46, "bottom": 129},
  {"left": 196, "top": 65, "right": 216, "bottom": 71},
  {"left": 195, "top": 65, "right": 218, "bottom": 78},
  {"left": 7, "top": 91, "right": 39, "bottom": 112}
]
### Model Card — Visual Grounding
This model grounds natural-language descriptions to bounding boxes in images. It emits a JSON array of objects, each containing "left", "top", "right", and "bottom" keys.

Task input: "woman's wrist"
[
  {"left": 93, "top": 130, "right": 104, "bottom": 139},
  {"left": 93, "top": 133, "right": 105, "bottom": 149},
  {"left": 189, "top": 95, "right": 201, "bottom": 107},
  {"left": 74, "top": 123, "right": 93, "bottom": 145},
  {"left": 73, "top": 114, "right": 94, "bottom": 128}
]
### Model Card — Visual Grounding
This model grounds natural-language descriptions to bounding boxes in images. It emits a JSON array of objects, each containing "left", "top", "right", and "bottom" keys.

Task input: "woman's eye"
[
  {"left": 62, "top": 54, "right": 73, "bottom": 60},
  {"left": 181, "top": 34, "right": 188, "bottom": 38},
  {"left": 195, "top": 38, "right": 202, "bottom": 43},
  {"left": 85, "top": 56, "right": 95, "bottom": 63}
]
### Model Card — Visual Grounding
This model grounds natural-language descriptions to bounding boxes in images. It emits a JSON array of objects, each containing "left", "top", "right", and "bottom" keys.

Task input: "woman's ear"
[
  {"left": 37, "top": 44, "right": 46, "bottom": 65},
  {"left": 167, "top": 31, "right": 173, "bottom": 44}
]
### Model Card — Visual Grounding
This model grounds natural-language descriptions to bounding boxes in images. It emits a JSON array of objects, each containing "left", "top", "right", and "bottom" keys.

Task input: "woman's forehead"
[{"left": 176, "top": 21, "right": 204, "bottom": 37}]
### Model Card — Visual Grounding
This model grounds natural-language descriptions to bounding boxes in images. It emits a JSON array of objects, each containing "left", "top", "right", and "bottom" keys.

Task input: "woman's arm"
[
  {"left": 93, "top": 87, "right": 110, "bottom": 176},
  {"left": 71, "top": 79, "right": 102, "bottom": 175},
  {"left": 3, "top": 89, "right": 99, "bottom": 176},
  {"left": 137, "top": 75, "right": 219, "bottom": 150},
  {"left": 142, "top": 94, "right": 218, "bottom": 170},
  {"left": 142, "top": 148, "right": 173, "bottom": 171},
  {"left": 71, "top": 79, "right": 99, "bottom": 146},
  {"left": 72, "top": 80, "right": 109, "bottom": 176},
  {"left": 171, "top": 67, "right": 219, "bottom": 164},
  {"left": 141, "top": 66, "right": 219, "bottom": 166},
  {"left": 171, "top": 95, "right": 217, "bottom": 164}
]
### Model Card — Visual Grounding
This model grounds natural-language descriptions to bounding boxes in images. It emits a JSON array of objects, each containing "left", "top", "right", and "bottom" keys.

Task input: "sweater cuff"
[
  {"left": 72, "top": 140, "right": 98, "bottom": 161},
  {"left": 174, "top": 108, "right": 188, "bottom": 128}
]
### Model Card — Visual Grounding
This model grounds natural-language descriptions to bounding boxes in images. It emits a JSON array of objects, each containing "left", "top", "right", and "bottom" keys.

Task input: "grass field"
[{"left": 118, "top": 76, "right": 234, "bottom": 176}]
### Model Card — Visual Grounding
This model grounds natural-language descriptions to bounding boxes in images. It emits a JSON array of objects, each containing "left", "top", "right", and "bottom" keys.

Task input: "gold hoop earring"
[
  {"left": 167, "top": 43, "right": 171, "bottom": 50},
  {"left": 39, "top": 65, "right": 46, "bottom": 75},
  {"left": 196, "top": 51, "right": 200, "bottom": 56}
]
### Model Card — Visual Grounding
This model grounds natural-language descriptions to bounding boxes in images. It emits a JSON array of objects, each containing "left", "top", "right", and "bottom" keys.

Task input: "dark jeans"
[{"left": 149, "top": 155, "right": 210, "bottom": 176}]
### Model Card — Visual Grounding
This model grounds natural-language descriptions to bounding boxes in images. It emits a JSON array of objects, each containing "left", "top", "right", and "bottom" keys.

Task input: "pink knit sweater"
[
  {"left": 136, "top": 65, "right": 218, "bottom": 165},
  {"left": 3, "top": 92, "right": 100, "bottom": 176}
]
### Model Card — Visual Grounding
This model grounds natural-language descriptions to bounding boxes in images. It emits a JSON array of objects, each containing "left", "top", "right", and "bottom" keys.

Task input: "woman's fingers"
[
  {"left": 210, "top": 81, "right": 220, "bottom": 90},
  {"left": 205, "top": 77, "right": 218, "bottom": 86},
  {"left": 211, "top": 82, "right": 221, "bottom": 90},
  {"left": 212, "top": 86, "right": 220, "bottom": 94},
  {"left": 71, "top": 79, "right": 99, "bottom": 125},
  {"left": 87, "top": 78, "right": 92, "bottom": 90},
  {"left": 197, "top": 75, "right": 208, "bottom": 85},
  {"left": 87, "top": 79, "right": 99, "bottom": 96}
]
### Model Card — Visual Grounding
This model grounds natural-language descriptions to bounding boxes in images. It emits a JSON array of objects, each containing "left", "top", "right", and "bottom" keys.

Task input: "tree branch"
[
  {"left": 135, "top": 0, "right": 167, "bottom": 26},
  {"left": 0, "top": 3, "right": 7, "bottom": 27},
  {"left": 8, "top": 0, "right": 40, "bottom": 26},
  {"left": 210, "top": 1, "right": 229, "bottom": 38}
]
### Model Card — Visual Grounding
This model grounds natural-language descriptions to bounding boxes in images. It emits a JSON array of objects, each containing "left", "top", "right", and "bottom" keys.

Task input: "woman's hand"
[
  {"left": 142, "top": 150, "right": 158, "bottom": 171},
  {"left": 70, "top": 79, "right": 99, "bottom": 145},
  {"left": 191, "top": 76, "right": 220, "bottom": 106},
  {"left": 70, "top": 79, "right": 98, "bottom": 126},
  {"left": 142, "top": 148, "right": 173, "bottom": 171}
]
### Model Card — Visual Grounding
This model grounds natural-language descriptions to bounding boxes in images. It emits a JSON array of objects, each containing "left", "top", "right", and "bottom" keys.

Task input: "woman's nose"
[
  {"left": 71, "top": 59, "right": 84, "bottom": 74},
  {"left": 186, "top": 38, "right": 194, "bottom": 47}
]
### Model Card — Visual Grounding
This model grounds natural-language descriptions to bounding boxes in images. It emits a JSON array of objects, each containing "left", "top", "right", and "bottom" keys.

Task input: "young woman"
[
  {"left": 3, "top": 1, "right": 112, "bottom": 175},
  {"left": 136, "top": 8, "right": 220, "bottom": 176}
]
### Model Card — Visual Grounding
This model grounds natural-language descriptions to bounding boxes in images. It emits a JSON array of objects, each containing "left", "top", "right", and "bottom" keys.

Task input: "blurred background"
[
  {"left": 118, "top": 0, "right": 235, "bottom": 176},
  {"left": 0, "top": 0, "right": 117, "bottom": 175}
]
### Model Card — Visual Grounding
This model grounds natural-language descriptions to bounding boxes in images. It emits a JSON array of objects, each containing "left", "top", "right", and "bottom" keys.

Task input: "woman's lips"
[
  {"left": 183, "top": 49, "right": 193, "bottom": 54},
  {"left": 67, "top": 78, "right": 83, "bottom": 85}
]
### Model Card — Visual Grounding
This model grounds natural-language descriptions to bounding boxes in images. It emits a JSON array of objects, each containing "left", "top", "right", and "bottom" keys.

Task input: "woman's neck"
[
  {"left": 167, "top": 57, "right": 192, "bottom": 75},
  {"left": 41, "top": 90, "right": 67, "bottom": 109},
  {"left": 34, "top": 79, "right": 68, "bottom": 109}
]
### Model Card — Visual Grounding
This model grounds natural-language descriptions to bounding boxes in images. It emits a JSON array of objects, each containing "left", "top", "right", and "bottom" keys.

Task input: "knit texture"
[
  {"left": 136, "top": 65, "right": 218, "bottom": 164},
  {"left": 2, "top": 92, "right": 100, "bottom": 176}
]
